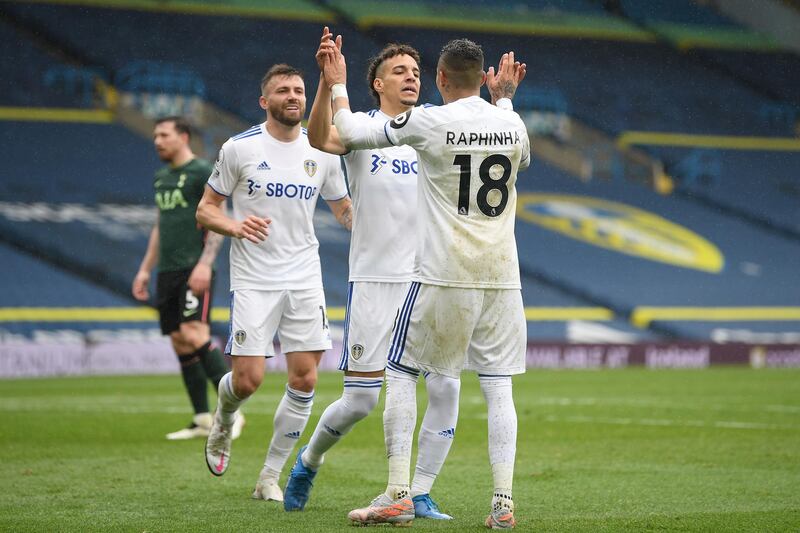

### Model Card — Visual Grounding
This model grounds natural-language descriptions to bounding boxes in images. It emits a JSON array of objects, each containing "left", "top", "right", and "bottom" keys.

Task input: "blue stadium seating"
[
  {"left": 400, "top": 0, "right": 605, "bottom": 13},
  {"left": 0, "top": 121, "right": 158, "bottom": 203},
  {"left": 693, "top": 49, "right": 800, "bottom": 107},
  {"left": 0, "top": 242, "right": 130, "bottom": 307},
  {"left": 374, "top": 27, "right": 794, "bottom": 138},
  {"left": 1, "top": 3, "right": 380, "bottom": 123},
  {"left": 6, "top": 2, "right": 791, "bottom": 139},
  {"left": 619, "top": 0, "right": 738, "bottom": 26},
  {"left": 0, "top": 242, "right": 156, "bottom": 336},
  {"left": 0, "top": 18, "right": 92, "bottom": 108},
  {"left": 655, "top": 147, "right": 800, "bottom": 234},
  {"left": 515, "top": 161, "right": 800, "bottom": 337}
]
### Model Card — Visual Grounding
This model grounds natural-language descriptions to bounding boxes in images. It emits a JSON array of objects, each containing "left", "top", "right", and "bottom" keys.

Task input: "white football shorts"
[
  {"left": 338, "top": 281, "right": 410, "bottom": 372},
  {"left": 225, "top": 288, "right": 332, "bottom": 356},
  {"left": 387, "top": 282, "right": 526, "bottom": 378}
]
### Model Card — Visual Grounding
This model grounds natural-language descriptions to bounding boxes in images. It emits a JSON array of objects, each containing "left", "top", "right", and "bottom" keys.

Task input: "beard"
[
  {"left": 269, "top": 101, "right": 305, "bottom": 127},
  {"left": 157, "top": 148, "right": 177, "bottom": 162}
]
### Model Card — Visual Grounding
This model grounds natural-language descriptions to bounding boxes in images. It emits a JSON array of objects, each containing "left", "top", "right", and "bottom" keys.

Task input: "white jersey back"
[
  {"left": 344, "top": 109, "right": 417, "bottom": 282},
  {"left": 384, "top": 96, "right": 530, "bottom": 289},
  {"left": 208, "top": 123, "right": 348, "bottom": 291}
]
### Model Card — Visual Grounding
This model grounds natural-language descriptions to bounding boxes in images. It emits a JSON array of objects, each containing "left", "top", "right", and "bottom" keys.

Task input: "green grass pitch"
[{"left": 1, "top": 369, "right": 799, "bottom": 531}]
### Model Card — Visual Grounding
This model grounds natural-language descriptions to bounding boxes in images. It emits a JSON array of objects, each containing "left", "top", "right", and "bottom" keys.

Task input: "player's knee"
[
  {"left": 233, "top": 372, "right": 263, "bottom": 398},
  {"left": 287, "top": 372, "right": 317, "bottom": 393},
  {"left": 169, "top": 332, "right": 188, "bottom": 353},
  {"left": 426, "top": 375, "right": 461, "bottom": 406},
  {"left": 345, "top": 388, "right": 380, "bottom": 420},
  {"left": 178, "top": 322, "right": 210, "bottom": 351}
]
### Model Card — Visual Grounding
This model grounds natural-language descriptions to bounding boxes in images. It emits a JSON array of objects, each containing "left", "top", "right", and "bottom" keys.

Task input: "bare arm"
[
  {"left": 132, "top": 218, "right": 159, "bottom": 301},
  {"left": 326, "top": 195, "right": 353, "bottom": 231},
  {"left": 188, "top": 208, "right": 226, "bottom": 295},
  {"left": 198, "top": 230, "right": 224, "bottom": 267},
  {"left": 197, "top": 185, "right": 271, "bottom": 243},
  {"left": 307, "top": 28, "right": 347, "bottom": 154}
]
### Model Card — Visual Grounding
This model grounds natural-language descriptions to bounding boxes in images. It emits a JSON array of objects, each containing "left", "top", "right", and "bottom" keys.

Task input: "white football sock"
[
  {"left": 383, "top": 364, "right": 419, "bottom": 499},
  {"left": 410, "top": 373, "right": 460, "bottom": 497},
  {"left": 479, "top": 375, "right": 516, "bottom": 500},
  {"left": 303, "top": 376, "right": 383, "bottom": 470},
  {"left": 260, "top": 385, "right": 314, "bottom": 483},
  {"left": 216, "top": 372, "right": 246, "bottom": 426}
]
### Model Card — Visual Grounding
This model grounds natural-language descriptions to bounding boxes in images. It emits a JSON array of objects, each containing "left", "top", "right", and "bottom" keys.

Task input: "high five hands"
[
  {"left": 487, "top": 51, "right": 527, "bottom": 103},
  {"left": 316, "top": 26, "right": 347, "bottom": 88}
]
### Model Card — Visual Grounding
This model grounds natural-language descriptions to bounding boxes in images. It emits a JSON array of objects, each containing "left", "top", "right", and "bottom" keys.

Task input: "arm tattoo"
[
  {"left": 199, "top": 230, "right": 224, "bottom": 266},
  {"left": 495, "top": 80, "right": 515, "bottom": 100}
]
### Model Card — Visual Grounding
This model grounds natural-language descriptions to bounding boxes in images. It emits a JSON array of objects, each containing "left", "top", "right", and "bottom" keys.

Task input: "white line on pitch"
[{"left": 542, "top": 414, "right": 797, "bottom": 430}]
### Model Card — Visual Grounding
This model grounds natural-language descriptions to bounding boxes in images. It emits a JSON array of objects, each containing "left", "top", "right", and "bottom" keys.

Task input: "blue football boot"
[
  {"left": 283, "top": 445, "right": 317, "bottom": 511},
  {"left": 412, "top": 493, "right": 453, "bottom": 520}
]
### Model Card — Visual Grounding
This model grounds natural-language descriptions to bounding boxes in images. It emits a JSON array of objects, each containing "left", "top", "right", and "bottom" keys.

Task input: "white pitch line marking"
[{"left": 543, "top": 414, "right": 796, "bottom": 431}]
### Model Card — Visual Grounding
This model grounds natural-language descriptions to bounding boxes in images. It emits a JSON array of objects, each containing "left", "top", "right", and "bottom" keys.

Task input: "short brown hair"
[
  {"left": 154, "top": 115, "right": 191, "bottom": 139},
  {"left": 261, "top": 64, "right": 304, "bottom": 94},
  {"left": 366, "top": 44, "right": 422, "bottom": 105},
  {"left": 438, "top": 38, "right": 484, "bottom": 88}
]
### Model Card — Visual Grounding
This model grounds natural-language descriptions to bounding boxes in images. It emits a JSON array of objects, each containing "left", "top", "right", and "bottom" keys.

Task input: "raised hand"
[
  {"left": 316, "top": 26, "right": 336, "bottom": 71},
  {"left": 322, "top": 33, "right": 347, "bottom": 87},
  {"left": 487, "top": 51, "right": 527, "bottom": 103}
]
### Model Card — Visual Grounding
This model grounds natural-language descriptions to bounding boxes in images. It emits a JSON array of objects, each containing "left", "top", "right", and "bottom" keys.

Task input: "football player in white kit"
[
  {"left": 321, "top": 38, "right": 529, "bottom": 529},
  {"left": 282, "top": 30, "right": 457, "bottom": 522},
  {"left": 196, "top": 64, "right": 352, "bottom": 502}
]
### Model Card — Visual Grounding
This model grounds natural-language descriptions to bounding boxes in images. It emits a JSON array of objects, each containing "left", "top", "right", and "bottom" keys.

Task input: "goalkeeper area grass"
[{"left": 2, "top": 369, "right": 799, "bottom": 531}]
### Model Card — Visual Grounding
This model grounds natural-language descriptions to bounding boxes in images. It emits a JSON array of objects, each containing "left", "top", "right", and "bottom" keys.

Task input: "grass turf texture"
[{"left": 1, "top": 369, "right": 799, "bottom": 532}]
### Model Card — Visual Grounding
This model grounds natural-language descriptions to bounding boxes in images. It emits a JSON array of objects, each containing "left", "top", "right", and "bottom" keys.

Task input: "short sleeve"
[
  {"left": 319, "top": 154, "right": 348, "bottom": 201},
  {"left": 518, "top": 121, "right": 531, "bottom": 171},
  {"left": 193, "top": 160, "right": 214, "bottom": 198},
  {"left": 206, "top": 140, "right": 239, "bottom": 197},
  {"left": 383, "top": 105, "right": 434, "bottom": 150}
]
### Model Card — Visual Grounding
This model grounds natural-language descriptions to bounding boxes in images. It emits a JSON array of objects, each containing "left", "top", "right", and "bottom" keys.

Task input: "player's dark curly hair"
[
  {"left": 366, "top": 44, "right": 422, "bottom": 105},
  {"left": 439, "top": 38, "right": 484, "bottom": 87},
  {"left": 261, "top": 64, "right": 304, "bottom": 94}
]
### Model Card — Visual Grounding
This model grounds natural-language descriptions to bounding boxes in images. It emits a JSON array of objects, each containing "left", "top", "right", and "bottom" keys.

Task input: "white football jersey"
[
  {"left": 344, "top": 109, "right": 418, "bottom": 282},
  {"left": 340, "top": 95, "right": 530, "bottom": 289},
  {"left": 208, "top": 123, "right": 348, "bottom": 291}
]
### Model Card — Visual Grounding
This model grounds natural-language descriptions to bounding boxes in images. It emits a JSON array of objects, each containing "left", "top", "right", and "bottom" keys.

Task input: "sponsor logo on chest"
[
  {"left": 245, "top": 158, "right": 320, "bottom": 201},
  {"left": 369, "top": 154, "right": 417, "bottom": 175}
]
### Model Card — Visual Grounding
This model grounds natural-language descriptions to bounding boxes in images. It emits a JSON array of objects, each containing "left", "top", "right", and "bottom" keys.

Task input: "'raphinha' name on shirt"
[{"left": 445, "top": 130, "right": 522, "bottom": 146}]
